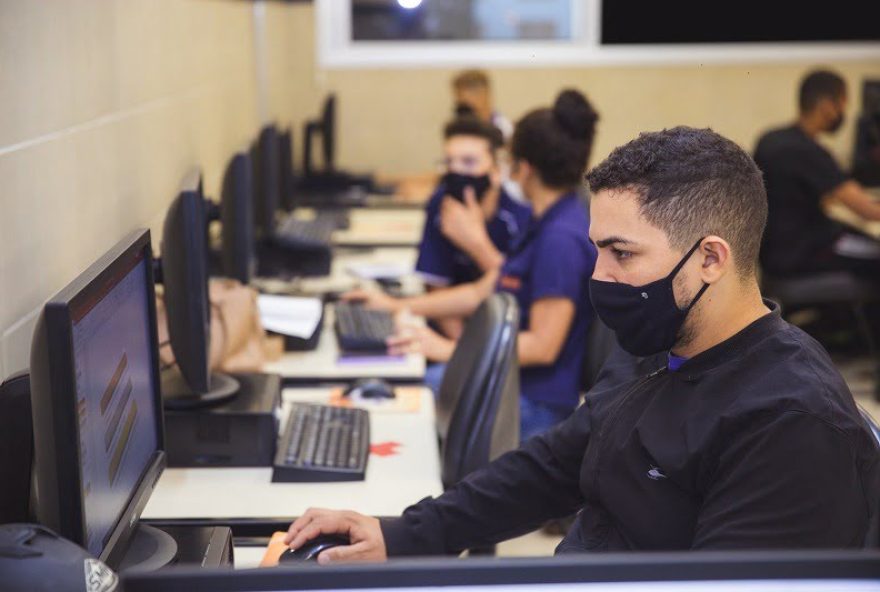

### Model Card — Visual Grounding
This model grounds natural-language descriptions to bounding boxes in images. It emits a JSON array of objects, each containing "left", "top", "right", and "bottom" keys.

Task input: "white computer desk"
[
  {"left": 142, "top": 386, "right": 442, "bottom": 544},
  {"left": 331, "top": 209, "right": 425, "bottom": 248},
  {"left": 261, "top": 304, "right": 426, "bottom": 384},
  {"left": 824, "top": 188, "right": 880, "bottom": 240}
]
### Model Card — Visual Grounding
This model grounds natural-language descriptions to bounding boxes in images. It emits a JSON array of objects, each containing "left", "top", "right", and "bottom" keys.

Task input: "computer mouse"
[
  {"left": 342, "top": 377, "right": 395, "bottom": 400},
  {"left": 278, "top": 534, "right": 351, "bottom": 563}
]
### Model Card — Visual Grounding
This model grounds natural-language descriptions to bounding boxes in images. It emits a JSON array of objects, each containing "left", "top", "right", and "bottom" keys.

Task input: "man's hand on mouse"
[
  {"left": 340, "top": 288, "right": 401, "bottom": 313},
  {"left": 284, "top": 508, "right": 387, "bottom": 565}
]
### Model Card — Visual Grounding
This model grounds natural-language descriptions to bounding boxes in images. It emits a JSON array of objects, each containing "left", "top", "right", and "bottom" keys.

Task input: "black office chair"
[
  {"left": 762, "top": 270, "right": 880, "bottom": 398},
  {"left": 857, "top": 405, "right": 880, "bottom": 548},
  {"left": 0, "top": 372, "right": 34, "bottom": 524},
  {"left": 436, "top": 293, "right": 520, "bottom": 492}
]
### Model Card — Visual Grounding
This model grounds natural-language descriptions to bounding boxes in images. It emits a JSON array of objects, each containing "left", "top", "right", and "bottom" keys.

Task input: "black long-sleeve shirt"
[{"left": 381, "top": 307, "right": 880, "bottom": 554}]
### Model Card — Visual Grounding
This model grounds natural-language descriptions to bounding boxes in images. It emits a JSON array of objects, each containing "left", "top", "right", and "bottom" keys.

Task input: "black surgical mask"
[
  {"left": 589, "top": 239, "right": 709, "bottom": 357},
  {"left": 828, "top": 109, "right": 845, "bottom": 134},
  {"left": 441, "top": 172, "right": 492, "bottom": 203}
]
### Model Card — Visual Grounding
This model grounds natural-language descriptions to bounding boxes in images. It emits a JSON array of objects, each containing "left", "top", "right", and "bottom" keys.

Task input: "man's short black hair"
[
  {"left": 444, "top": 116, "right": 504, "bottom": 152},
  {"left": 799, "top": 69, "right": 846, "bottom": 113},
  {"left": 586, "top": 126, "right": 768, "bottom": 278}
]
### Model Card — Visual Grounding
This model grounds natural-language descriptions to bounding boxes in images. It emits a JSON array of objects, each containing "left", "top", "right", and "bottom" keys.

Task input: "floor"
[{"left": 496, "top": 351, "right": 880, "bottom": 558}]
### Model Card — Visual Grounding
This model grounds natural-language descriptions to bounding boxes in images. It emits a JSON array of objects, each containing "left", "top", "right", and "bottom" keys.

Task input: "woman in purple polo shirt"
[{"left": 347, "top": 90, "right": 599, "bottom": 440}]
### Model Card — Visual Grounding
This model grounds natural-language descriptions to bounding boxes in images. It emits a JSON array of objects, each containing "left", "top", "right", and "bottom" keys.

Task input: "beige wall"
[
  {"left": 0, "top": 0, "right": 277, "bottom": 378},
  {"left": 283, "top": 4, "right": 880, "bottom": 177}
]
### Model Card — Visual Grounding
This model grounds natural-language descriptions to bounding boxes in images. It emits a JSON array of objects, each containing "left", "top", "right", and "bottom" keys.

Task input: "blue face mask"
[{"left": 588, "top": 239, "right": 709, "bottom": 357}]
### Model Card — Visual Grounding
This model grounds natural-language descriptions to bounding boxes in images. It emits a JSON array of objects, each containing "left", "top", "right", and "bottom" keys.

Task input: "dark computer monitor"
[
  {"left": 853, "top": 79, "right": 880, "bottom": 187},
  {"left": 121, "top": 551, "right": 880, "bottom": 592},
  {"left": 29, "top": 229, "right": 171, "bottom": 569},
  {"left": 160, "top": 169, "right": 239, "bottom": 410},
  {"left": 279, "top": 127, "right": 296, "bottom": 211},
  {"left": 303, "top": 94, "right": 336, "bottom": 176},
  {"left": 254, "top": 125, "right": 281, "bottom": 240},
  {"left": 220, "top": 151, "right": 256, "bottom": 284}
]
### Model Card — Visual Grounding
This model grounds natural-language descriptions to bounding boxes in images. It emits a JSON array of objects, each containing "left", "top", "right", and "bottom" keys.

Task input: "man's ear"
[{"left": 697, "top": 235, "right": 732, "bottom": 284}]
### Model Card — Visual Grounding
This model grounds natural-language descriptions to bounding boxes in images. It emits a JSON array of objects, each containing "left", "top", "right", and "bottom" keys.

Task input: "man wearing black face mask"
[
  {"left": 282, "top": 127, "right": 880, "bottom": 562},
  {"left": 413, "top": 117, "right": 531, "bottom": 338},
  {"left": 755, "top": 69, "right": 880, "bottom": 279}
]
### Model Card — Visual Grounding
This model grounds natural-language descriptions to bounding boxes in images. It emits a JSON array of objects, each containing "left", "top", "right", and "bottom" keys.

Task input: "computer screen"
[
  {"left": 30, "top": 230, "right": 165, "bottom": 566},
  {"left": 70, "top": 250, "right": 158, "bottom": 557}
]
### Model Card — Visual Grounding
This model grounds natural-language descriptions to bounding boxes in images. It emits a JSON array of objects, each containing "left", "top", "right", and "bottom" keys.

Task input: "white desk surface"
[
  {"left": 826, "top": 200, "right": 880, "bottom": 240},
  {"left": 143, "top": 387, "right": 442, "bottom": 524},
  {"left": 233, "top": 546, "right": 267, "bottom": 569},
  {"left": 332, "top": 209, "right": 425, "bottom": 248},
  {"left": 262, "top": 304, "right": 426, "bottom": 382}
]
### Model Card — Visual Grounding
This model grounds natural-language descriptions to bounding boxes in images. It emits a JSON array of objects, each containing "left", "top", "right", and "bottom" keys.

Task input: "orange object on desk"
[
  {"left": 328, "top": 386, "right": 422, "bottom": 413},
  {"left": 260, "top": 531, "right": 292, "bottom": 567}
]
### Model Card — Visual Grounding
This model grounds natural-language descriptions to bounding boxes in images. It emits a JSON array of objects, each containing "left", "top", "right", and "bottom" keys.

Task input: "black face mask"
[
  {"left": 589, "top": 239, "right": 709, "bottom": 357},
  {"left": 441, "top": 172, "right": 492, "bottom": 203},
  {"left": 828, "top": 109, "right": 845, "bottom": 134},
  {"left": 454, "top": 102, "right": 476, "bottom": 117}
]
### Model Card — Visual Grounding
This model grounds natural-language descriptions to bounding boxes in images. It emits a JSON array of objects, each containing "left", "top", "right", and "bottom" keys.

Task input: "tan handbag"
[{"left": 156, "top": 278, "right": 283, "bottom": 374}]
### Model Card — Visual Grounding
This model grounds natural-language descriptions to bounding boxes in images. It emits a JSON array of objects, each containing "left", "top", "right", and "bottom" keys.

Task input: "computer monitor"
[
  {"left": 220, "top": 151, "right": 256, "bottom": 284},
  {"left": 279, "top": 127, "right": 296, "bottom": 211},
  {"left": 853, "top": 79, "right": 880, "bottom": 187},
  {"left": 254, "top": 125, "right": 282, "bottom": 240},
  {"left": 121, "top": 551, "right": 880, "bottom": 592},
  {"left": 303, "top": 94, "right": 336, "bottom": 176},
  {"left": 29, "top": 229, "right": 171, "bottom": 569},
  {"left": 160, "top": 169, "right": 239, "bottom": 410}
]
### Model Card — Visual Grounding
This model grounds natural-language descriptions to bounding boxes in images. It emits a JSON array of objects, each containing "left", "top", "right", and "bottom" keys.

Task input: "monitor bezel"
[
  {"left": 121, "top": 550, "right": 880, "bottom": 591},
  {"left": 31, "top": 229, "right": 166, "bottom": 568}
]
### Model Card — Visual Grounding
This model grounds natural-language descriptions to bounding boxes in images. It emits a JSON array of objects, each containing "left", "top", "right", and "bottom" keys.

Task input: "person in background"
[
  {"left": 452, "top": 69, "right": 514, "bottom": 142},
  {"left": 413, "top": 116, "right": 532, "bottom": 391},
  {"left": 348, "top": 89, "right": 599, "bottom": 441},
  {"left": 755, "top": 68, "right": 880, "bottom": 279},
  {"left": 285, "top": 126, "right": 880, "bottom": 563}
]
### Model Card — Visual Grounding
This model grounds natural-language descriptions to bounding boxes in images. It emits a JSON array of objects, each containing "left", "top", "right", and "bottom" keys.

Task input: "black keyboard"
[
  {"left": 272, "top": 403, "right": 370, "bottom": 483},
  {"left": 334, "top": 302, "right": 395, "bottom": 352},
  {"left": 275, "top": 216, "right": 335, "bottom": 248}
]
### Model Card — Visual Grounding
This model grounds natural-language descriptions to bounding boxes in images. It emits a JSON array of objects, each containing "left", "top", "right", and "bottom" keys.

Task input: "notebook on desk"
[{"left": 257, "top": 295, "right": 324, "bottom": 350}]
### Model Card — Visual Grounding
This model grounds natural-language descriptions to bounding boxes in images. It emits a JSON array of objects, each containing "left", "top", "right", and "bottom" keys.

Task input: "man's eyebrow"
[{"left": 593, "top": 236, "right": 636, "bottom": 248}]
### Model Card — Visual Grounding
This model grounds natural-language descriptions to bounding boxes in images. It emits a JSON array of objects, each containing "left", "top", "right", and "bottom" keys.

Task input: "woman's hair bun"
[{"left": 552, "top": 88, "right": 598, "bottom": 140}]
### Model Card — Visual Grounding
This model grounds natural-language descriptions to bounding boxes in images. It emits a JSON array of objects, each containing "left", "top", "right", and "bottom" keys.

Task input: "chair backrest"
[
  {"left": 580, "top": 317, "right": 618, "bottom": 394},
  {"left": 0, "top": 372, "right": 34, "bottom": 524},
  {"left": 437, "top": 293, "right": 520, "bottom": 490},
  {"left": 857, "top": 405, "right": 880, "bottom": 548}
]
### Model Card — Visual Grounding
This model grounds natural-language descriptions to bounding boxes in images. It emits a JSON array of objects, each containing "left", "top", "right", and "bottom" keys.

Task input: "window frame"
[{"left": 316, "top": 0, "right": 880, "bottom": 69}]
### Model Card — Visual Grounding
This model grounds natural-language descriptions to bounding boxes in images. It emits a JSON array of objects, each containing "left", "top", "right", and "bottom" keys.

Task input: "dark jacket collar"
[{"left": 674, "top": 299, "right": 784, "bottom": 377}]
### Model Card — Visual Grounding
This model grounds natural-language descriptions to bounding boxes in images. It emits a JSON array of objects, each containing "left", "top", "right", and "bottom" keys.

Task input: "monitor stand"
[
  {"left": 161, "top": 368, "right": 240, "bottom": 411},
  {"left": 116, "top": 523, "right": 234, "bottom": 572},
  {"left": 116, "top": 524, "right": 178, "bottom": 573}
]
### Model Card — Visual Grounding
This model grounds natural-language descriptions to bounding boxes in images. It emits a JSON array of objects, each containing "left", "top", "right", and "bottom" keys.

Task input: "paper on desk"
[
  {"left": 257, "top": 295, "right": 322, "bottom": 339},
  {"left": 345, "top": 262, "right": 411, "bottom": 280}
]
